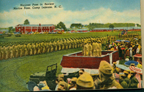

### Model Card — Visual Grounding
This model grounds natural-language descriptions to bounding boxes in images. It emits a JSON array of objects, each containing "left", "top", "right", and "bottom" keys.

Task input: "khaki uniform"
[
  {"left": 53, "top": 41, "right": 57, "bottom": 51},
  {"left": 71, "top": 40, "right": 75, "bottom": 49},
  {"left": 79, "top": 39, "right": 83, "bottom": 47},
  {"left": 0, "top": 46, "right": 3, "bottom": 60},
  {"left": 83, "top": 43, "right": 89, "bottom": 56},
  {"left": 49, "top": 42, "right": 54, "bottom": 52},
  {"left": 69, "top": 40, "right": 72, "bottom": 49},
  {"left": 88, "top": 42, "right": 92, "bottom": 56},
  {"left": 46, "top": 43, "right": 50, "bottom": 52},
  {"left": 97, "top": 40, "right": 102, "bottom": 56},
  {"left": 129, "top": 72, "right": 139, "bottom": 88},
  {"left": 65, "top": 40, "right": 68, "bottom": 49},
  {"left": 1, "top": 47, "right": 5, "bottom": 60},
  {"left": 61, "top": 41, "right": 65, "bottom": 50},
  {"left": 28, "top": 44, "right": 33, "bottom": 55},
  {"left": 32, "top": 44, "right": 37, "bottom": 55},
  {"left": 58, "top": 41, "right": 61, "bottom": 50},
  {"left": 92, "top": 42, "right": 98, "bottom": 56},
  {"left": 67, "top": 40, "right": 70, "bottom": 49},
  {"left": 74, "top": 40, "right": 77, "bottom": 48},
  {"left": 14, "top": 45, "right": 19, "bottom": 58},
  {"left": 4, "top": 47, "right": 9, "bottom": 59},
  {"left": 37, "top": 43, "right": 41, "bottom": 54},
  {"left": 19, "top": 45, "right": 23, "bottom": 57},
  {"left": 24, "top": 44, "right": 28, "bottom": 56},
  {"left": 94, "top": 60, "right": 123, "bottom": 89}
]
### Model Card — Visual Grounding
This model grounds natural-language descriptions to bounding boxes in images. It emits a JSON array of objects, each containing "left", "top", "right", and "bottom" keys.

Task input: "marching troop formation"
[
  {"left": 118, "top": 33, "right": 139, "bottom": 38},
  {"left": 0, "top": 36, "right": 116, "bottom": 60}
]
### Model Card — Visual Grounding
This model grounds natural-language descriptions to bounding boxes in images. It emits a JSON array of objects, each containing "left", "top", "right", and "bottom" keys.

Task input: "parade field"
[
  {"left": 0, "top": 31, "right": 141, "bottom": 43},
  {"left": 0, "top": 47, "right": 82, "bottom": 91},
  {"left": 0, "top": 31, "right": 141, "bottom": 91}
]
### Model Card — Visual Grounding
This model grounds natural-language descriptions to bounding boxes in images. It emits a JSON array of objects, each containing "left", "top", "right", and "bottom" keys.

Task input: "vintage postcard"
[{"left": 0, "top": 0, "right": 143, "bottom": 91}]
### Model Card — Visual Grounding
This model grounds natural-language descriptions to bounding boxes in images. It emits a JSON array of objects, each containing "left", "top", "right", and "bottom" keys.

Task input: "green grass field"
[
  {"left": 0, "top": 48, "right": 82, "bottom": 92},
  {"left": 0, "top": 31, "right": 141, "bottom": 43},
  {"left": 0, "top": 31, "right": 141, "bottom": 92}
]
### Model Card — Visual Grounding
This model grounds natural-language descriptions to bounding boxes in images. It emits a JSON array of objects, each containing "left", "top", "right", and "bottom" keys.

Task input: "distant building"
[
  {"left": 53, "top": 28, "right": 64, "bottom": 33},
  {"left": 0, "top": 28, "right": 9, "bottom": 32},
  {"left": 15, "top": 24, "right": 55, "bottom": 34},
  {"left": 77, "top": 29, "right": 88, "bottom": 33},
  {"left": 90, "top": 27, "right": 141, "bottom": 32}
]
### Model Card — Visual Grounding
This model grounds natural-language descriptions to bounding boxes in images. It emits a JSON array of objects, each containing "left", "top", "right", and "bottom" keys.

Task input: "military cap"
[
  {"left": 76, "top": 72, "right": 94, "bottom": 88},
  {"left": 99, "top": 60, "right": 113, "bottom": 75}
]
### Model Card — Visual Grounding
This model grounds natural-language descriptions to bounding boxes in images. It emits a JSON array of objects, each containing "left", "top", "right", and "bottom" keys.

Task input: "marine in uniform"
[
  {"left": 83, "top": 40, "right": 89, "bottom": 56},
  {"left": 93, "top": 60, "right": 123, "bottom": 89},
  {"left": 88, "top": 40, "right": 92, "bottom": 56},
  {"left": 92, "top": 39, "right": 98, "bottom": 57},
  {"left": 97, "top": 40, "right": 102, "bottom": 57},
  {"left": 128, "top": 71, "right": 139, "bottom": 88}
]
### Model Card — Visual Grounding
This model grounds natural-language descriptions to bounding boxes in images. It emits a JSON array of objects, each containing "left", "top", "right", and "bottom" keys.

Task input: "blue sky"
[
  {"left": 0, "top": 0, "right": 141, "bottom": 28},
  {"left": 0, "top": 0, "right": 140, "bottom": 12}
]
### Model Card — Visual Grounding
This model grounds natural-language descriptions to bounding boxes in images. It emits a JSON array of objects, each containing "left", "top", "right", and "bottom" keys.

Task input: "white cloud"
[{"left": 0, "top": 7, "right": 140, "bottom": 28}]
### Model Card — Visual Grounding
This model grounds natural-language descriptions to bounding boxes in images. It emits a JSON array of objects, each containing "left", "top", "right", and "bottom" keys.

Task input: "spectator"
[
  {"left": 55, "top": 74, "right": 65, "bottom": 90},
  {"left": 69, "top": 77, "right": 77, "bottom": 90},
  {"left": 128, "top": 71, "right": 139, "bottom": 88},
  {"left": 76, "top": 72, "right": 94, "bottom": 90},
  {"left": 94, "top": 60, "right": 123, "bottom": 89},
  {"left": 57, "top": 81, "right": 69, "bottom": 91}
]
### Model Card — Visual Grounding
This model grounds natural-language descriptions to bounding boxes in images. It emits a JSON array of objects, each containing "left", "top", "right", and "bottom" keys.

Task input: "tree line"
[{"left": 4, "top": 19, "right": 141, "bottom": 33}]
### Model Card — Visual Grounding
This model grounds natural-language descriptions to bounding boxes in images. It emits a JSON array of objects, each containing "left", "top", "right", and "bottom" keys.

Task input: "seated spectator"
[
  {"left": 55, "top": 74, "right": 65, "bottom": 90},
  {"left": 57, "top": 81, "right": 69, "bottom": 91},
  {"left": 76, "top": 72, "right": 94, "bottom": 90},
  {"left": 69, "top": 77, "right": 77, "bottom": 90}
]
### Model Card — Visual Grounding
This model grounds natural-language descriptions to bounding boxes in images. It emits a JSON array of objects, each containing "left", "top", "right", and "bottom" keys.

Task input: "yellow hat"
[
  {"left": 113, "top": 62, "right": 116, "bottom": 64},
  {"left": 130, "top": 71, "right": 136, "bottom": 74},
  {"left": 126, "top": 70, "right": 130, "bottom": 73},
  {"left": 99, "top": 60, "right": 113, "bottom": 74},
  {"left": 123, "top": 71, "right": 129, "bottom": 74},
  {"left": 58, "top": 74, "right": 64, "bottom": 78},
  {"left": 71, "top": 77, "right": 77, "bottom": 82},
  {"left": 58, "top": 77, "right": 64, "bottom": 82},
  {"left": 57, "top": 81, "right": 68, "bottom": 90},
  {"left": 76, "top": 72, "right": 94, "bottom": 88}
]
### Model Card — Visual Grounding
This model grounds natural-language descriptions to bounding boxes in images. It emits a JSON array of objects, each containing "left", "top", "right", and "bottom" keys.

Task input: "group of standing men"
[{"left": 83, "top": 39, "right": 102, "bottom": 57}]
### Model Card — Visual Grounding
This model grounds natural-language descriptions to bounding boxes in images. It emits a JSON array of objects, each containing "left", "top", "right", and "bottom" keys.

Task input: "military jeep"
[{"left": 28, "top": 63, "right": 57, "bottom": 90}]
